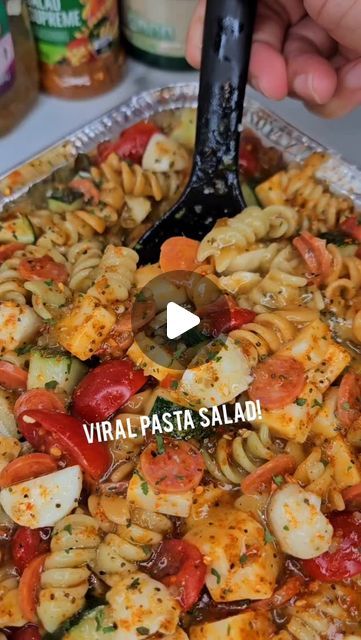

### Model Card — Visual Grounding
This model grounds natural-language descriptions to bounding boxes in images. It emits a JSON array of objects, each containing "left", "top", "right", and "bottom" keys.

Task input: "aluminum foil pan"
[{"left": 1, "top": 82, "right": 361, "bottom": 210}]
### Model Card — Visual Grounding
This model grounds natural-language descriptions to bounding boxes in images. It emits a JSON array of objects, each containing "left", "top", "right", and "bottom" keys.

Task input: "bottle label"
[
  {"left": 0, "top": 0, "right": 16, "bottom": 96},
  {"left": 27, "top": 0, "right": 119, "bottom": 66},
  {"left": 123, "top": 0, "right": 197, "bottom": 59}
]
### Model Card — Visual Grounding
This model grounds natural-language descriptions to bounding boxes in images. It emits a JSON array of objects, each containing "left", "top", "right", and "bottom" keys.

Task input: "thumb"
[{"left": 304, "top": 0, "right": 361, "bottom": 53}]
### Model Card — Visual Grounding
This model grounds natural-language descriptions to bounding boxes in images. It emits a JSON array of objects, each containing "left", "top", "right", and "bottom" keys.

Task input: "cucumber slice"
[
  {"left": 241, "top": 183, "right": 259, "bottom": 207},
  {"left": 63, "top": 606, "right": 115, "bottom": 640},
  {"left": 47, "top": 188, "right": 83, "bottom": 213},
  {"left": 0, "top": 216, "right": 35, "bottom": 244},
  {"left": 27, "top": 348, "right": 88, "bottom": 394}
]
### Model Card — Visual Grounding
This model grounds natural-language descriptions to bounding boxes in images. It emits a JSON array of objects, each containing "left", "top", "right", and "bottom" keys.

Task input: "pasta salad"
[{"left": 0, "top": 110, "right": 360, "bottom": 640}]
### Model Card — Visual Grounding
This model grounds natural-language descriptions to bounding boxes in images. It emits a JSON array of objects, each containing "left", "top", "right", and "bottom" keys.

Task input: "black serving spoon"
[{"left": 136, "top": 0, "right": 257, "bottom": 266}]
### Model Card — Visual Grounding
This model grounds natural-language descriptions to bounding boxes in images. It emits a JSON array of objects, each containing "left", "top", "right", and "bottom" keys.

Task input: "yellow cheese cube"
[
  {"left": 326, "top": 434, "right": 361, "bottom": 490},
  {"left": 189, "top": 611, "right": 275, "bottom": 640},
  {"left": 55, "top": 295, "right": 115, "bottom": 361}
]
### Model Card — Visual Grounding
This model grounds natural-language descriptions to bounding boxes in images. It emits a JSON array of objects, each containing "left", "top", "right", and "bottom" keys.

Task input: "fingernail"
[
  {"left": 293, "top": 74, "right": 322, "bottom": 104},
  {"left": 344, "top": 61, "right": 361, "bottom": 89}
]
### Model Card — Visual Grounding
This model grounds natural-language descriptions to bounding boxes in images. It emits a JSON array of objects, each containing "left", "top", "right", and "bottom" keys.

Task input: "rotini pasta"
[
  {"left": 0, "top": 565, "right": 25, "bottom": 627},
  {"left": 37, "top": 513, "right": 101, "bottom": 632},
  {"left": 87, "top": 244, "right": 138, "bottom": 306},
  {"left": 256, "top": 152, "right": 355, "bottom": 233},
  {"left": 197, "top": 205, "right": 299, "bottom": 272},
  {"left": 67, "top": 240, "right": 104, "bottom": 292}
]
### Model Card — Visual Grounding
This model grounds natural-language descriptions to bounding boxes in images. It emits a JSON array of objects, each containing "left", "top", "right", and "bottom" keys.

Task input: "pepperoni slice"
[
  {"left": 14, "top": 389, "right": 66, "bottom": 419},
  {"left": 293, "top": 231, "right": 332, "bottom": 285},
  {"left": 0, "top": 243, "right": 25, "bottom": 264},
  {"left": 248, "top": 356, "right": 306, "bottom": 410},
  {"left": 240, "top": 454, "right": 297, "bottom": 495},
  {"left": 337, "top": 371, "right": 361, "bottom": 429},
  {"left": 19, "top": 256, "right": 68, "bottom": 284},
  {"left": 140, "top": 439, "right": 204, "bottom": 493}
]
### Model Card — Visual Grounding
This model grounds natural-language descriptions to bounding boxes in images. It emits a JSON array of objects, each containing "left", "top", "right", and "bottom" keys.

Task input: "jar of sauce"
[
  {"left": 26, "top": 0, "right": 125, "bottom": 99},
  {"left": 122, "top": 0, "right": 197, "bottom": 70},
  {"left": 0, "top": 0, "right": 39, "bottom": 136}
]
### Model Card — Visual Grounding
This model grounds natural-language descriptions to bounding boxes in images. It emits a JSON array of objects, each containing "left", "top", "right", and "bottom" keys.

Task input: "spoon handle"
[{"left": 189, "top": 0, "right": 257, "bottom": 200}]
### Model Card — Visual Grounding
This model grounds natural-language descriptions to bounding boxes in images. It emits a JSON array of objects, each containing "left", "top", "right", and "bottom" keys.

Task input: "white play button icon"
[{"left": 166, "top": 302, "right": 200, "bottom": 340}]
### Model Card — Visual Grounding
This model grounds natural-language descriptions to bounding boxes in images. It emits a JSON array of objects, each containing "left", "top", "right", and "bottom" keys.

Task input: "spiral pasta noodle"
[
  {"left": 67, "top": 240, "right": 104, "bottom": 292},
  {"left": 87, "top": 244, "right": 138, "bottom": 305},
  {"left": 24, "top": 280, "right": 72, "bottom": 320},
  {"left": 202, "top": 426, "right": 277, "bottom": 484},
  {"left": 293, "top": 447, "right": 344, "bottom": 512},
  {"left": 88, "top": 493, "right": 172, "bottom": 586},
  {"left": 229, "top": 310, "right": 299, "bottom": 367},
  {"left": 286, "top": 583, "right": 361, "bottom": 639},
  {"left": 100, "top": 154, "right": 185, "bottom": 201},
  {"left": 0, "top": 565, "right": 25, "bottom": 627},
  {"left": 256, "top": 152, "right": 355, "bottom": 233},
  {"left": 197, "top": 205, "right": 299, "bottom": 272},
  {"left": 37, "top": 513, "right": 101, "bottom": 632}
]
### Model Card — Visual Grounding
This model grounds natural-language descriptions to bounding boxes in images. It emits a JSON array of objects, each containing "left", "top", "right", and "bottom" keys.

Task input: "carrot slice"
[
  {"left": 19, "top": 553, "right": 47, "bottom": 622},
  {"left": 241, "top": 454, "right": 297, "bottom": 495},
  {"left": 0, "top": 361, "right": 27, "bottom": 390},
  {"left": 70, "top": 178, "right": 100, "bottom": 204},
  {"left": 293, "top": 231, "right": 332, "bottom": 285},
  {"left": 160, "top": 237, "right": 201, "bottom": 273},
  {"left": 248, "top": 356, "right": 306, "bottom": 410},
  {"left": 337, "top": 371, "right": 361, "bottom": 429},
  {"left": 0, "top": 453, "right": 58, "bottom": 489}
]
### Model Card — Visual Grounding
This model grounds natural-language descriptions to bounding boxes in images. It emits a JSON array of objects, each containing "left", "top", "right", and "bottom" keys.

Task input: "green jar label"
[
  {"left": 123, "top": 0, "right": 197, "bottom": 59},
  {"left": 27, "top": 0, "right": 119, "bottom": 65},
  {"left": 0, "top": 0, "right": 16, "bottom": 95}
]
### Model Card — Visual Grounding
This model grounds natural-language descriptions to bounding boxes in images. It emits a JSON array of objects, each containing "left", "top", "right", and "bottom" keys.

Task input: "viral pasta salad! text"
[{"left": 0, "top": 109, "right": 360, "bottom": 640}]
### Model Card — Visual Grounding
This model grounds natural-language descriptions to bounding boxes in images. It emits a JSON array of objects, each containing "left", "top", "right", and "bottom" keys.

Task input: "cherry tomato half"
[
  {"left": 340, "top": 216, "right": 361, "bottom": 242},
  {"left": 0, "top": 243, "right": 25, "bottom": 264},
  {"left": 11, "top": 625, "right": 41, "bottom": 640},
  {"left": 0, "top": 453, "right": 58, "bottom": 489},
  {"left": 72, "top": 358, "right": 148, "bottom": 422},
  {"left": 11, "top": 526, "right": 51, "bottom": 574},
  {"left": 302, "top": 511, "right": 361, "bottom": 582},
  {"left": 146, "top": 539, "right": 206, "bottom": 611},
  {"left": 17, "top": 410, "right": 111, "bottom": 481},
  {"left": 19, "top": 554, "right": 47, "bottom": 622},
  {"left": 97, "top": 121, "right": 160, "bottom": 164},
  {"left": 0, "top": 360, "right": 27, "bottom": 390}
]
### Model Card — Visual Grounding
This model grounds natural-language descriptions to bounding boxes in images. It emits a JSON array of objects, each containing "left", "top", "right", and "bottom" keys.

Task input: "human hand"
[{"left": 186, "top": 0, "right": 361, "bottom": 117}]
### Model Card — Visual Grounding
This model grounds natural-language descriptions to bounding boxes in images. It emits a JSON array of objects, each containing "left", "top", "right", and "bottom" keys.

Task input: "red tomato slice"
[
  {"left": 239, "top": 135, "right": 260, "bottom": 177},
  {"left": 19, "top": 256, "right": 68, "bottom": 284},
  {"left": 19, "top": 553, "right": 47, "bottom": 623},
  {"left": 197, "top": 294, "right": 238, "bottom": 317},
  {"left": 0, "top": 242, "right": 25, "bottom": 264},
  {"left": 302, "top": 512, "right": 361, "bottom": 581},
  {"left": 248, "top": 356, "right": 306, "bottom": 410},
  {"left": 140, "top": 438, "right": 204, "bottom": 493},
  {"left": 201, "top": 305, "right": 256, "bottom": 337},
  {"left": 337, "top": 371, "right": 361, "bottom": 429},
  {"left": 11, "top": 527, "right": 51, "bottom": 574},
  {"left": 97, "top": 121, "right": 160, "bottom": 164},
  {"left": 11, "top": 625, "right": 42, "bottom": 640},
  {"left": 72, "top": 358, "right": 148, "bottom": 423},
  {"left": 0, "top": 453, "right": 58, "bottom": 489},
  {"left": 146, "top": 539, "right": 206, "bottom": 611},
  {"left": 70, "top": 178, "right": 100, "bottom": 204},
  {"left": 293, "top": 231, "right": 332, "bottom": 285},
  {"left": 250, "top": 576, "right": 304, "bottom": 611},
  {"left": 240, "top": 454, "right": 297, "bottom": 495},
  {"left": 0, "top": 360, "right": 27, "bottom": 390},
  {"left": 17, "top": 410, "right": 111, "bottom": 481},
  {"left": 14, "top": 389, "right": 66, "bottom": 419},
  {"left": 342, "top": 482, "right": 361, "bottom": 509},
  {"left": 160, "top": 237, "right": 201, "bottom": 273},
  {"left": 340, "top": 216, "right": 361, "bottom": 242}
]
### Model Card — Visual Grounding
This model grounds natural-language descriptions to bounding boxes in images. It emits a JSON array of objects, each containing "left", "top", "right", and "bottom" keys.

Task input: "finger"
[
  {"left": 304, "top": 0, "right": 361, "bottom": 54},
  {"left": 308, "top": 57, "right": 361, "bottom": 117},
  {"left": 185, "top": 0, "right": 206, "bottom": 69},
  {"left": 249, "top": 1, "right": 302, "bottom": 100},
  {"left": 284, "top": 17, "right": 338, "bottom": 104}
]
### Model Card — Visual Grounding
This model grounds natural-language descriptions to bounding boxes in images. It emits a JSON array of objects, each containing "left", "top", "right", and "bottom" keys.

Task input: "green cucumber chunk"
[
  {"left": 0, "top": 215, "right": 35, "bottom": 244},
  {"left": 47, "top": 188, "right": 83, "bottom": 213},
  {"left": 241, "top": 182, "right": 259, "bottom": 207},
  {"left": 62, "top": 606, "right": 116, "bottom": 640},
  {"left": 27, "top": 348, "right": 88, "bottom": 393}
]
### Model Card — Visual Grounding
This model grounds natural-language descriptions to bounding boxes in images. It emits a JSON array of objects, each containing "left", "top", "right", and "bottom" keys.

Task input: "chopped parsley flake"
[
  {"left": 45, "top": 380, "right": 58, "bottom": 390},
  {"left": 211, "top": 568, "right": 221, "bottom": 584},
  {"left": 136, "top": 627, "right": 150, "bottom": 636},
  {"left": 155, "top": 434, "right": 165, "bottom": 455},
  {"left": 295, "top": 397, "right": 307, "bottom": 406},
  {"left": 264, "top": 527, "right": 275, "bottom": 544},
  {"left": 273, "top": 474, "right": 284, "bottom": 487},
  {"left": 140, "top": 480, "right": 149, "bottom": 496}
]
